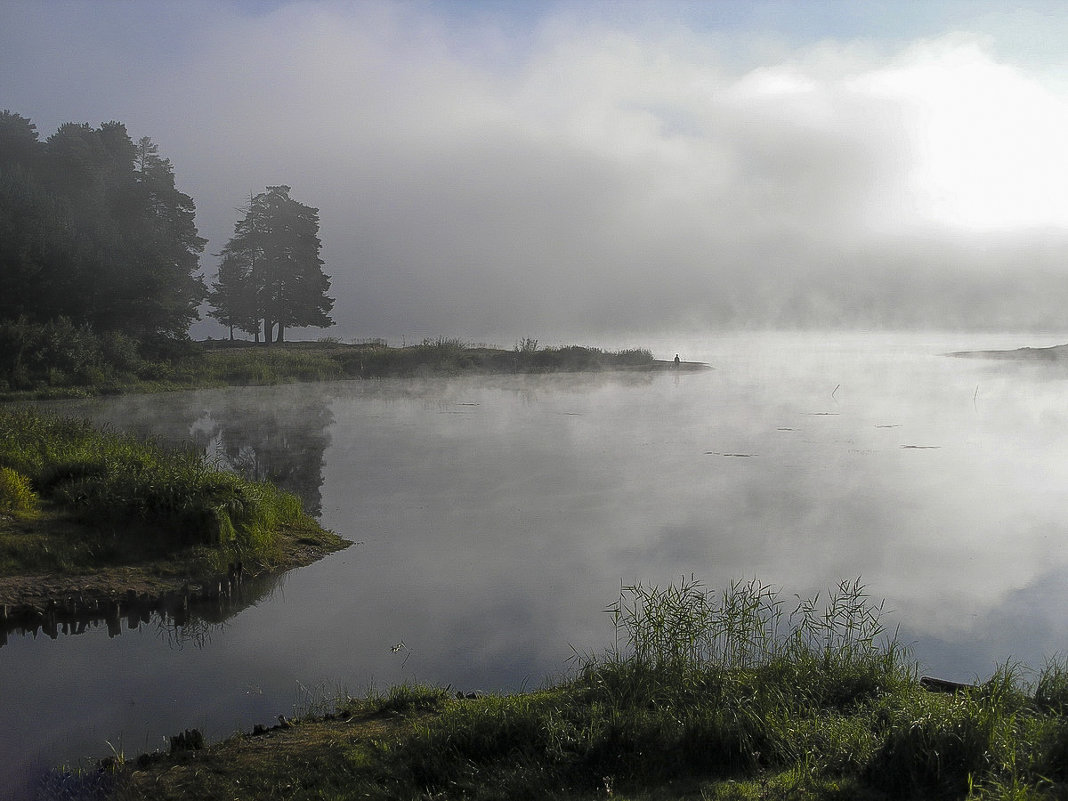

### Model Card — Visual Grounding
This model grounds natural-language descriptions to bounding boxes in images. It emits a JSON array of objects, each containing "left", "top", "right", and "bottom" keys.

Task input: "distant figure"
[{"left": 674, "top": 354, "right": 681, "bottom": 368}]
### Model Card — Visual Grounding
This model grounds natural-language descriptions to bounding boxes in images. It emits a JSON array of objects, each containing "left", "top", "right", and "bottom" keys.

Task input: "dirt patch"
[{"left": 123, "top": 711, "right": 418, "bottom": 799}]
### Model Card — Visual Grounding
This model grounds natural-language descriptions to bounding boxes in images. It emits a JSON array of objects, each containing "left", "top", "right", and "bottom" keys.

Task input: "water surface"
[{"left": 6, "top": 330, "right": 1068, "bottom": 793}]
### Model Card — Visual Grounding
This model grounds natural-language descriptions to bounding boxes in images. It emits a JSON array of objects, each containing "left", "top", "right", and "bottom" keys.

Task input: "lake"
[{"left": 5, "top": 330, "right": 1068, "bottom": 794}]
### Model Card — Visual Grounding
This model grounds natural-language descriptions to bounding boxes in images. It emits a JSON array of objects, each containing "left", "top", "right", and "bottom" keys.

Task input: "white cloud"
[{"left": 857, "top": 34, "right": 1068, "bottom": 231}]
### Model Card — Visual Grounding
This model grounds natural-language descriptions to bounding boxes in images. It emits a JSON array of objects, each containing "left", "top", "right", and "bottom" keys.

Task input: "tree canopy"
[
  {"left": 0, "top": 111, "right": 207, "bottom": 345},
  {"left": 208, "top": 185, "right": 334, "bottom": 343}
]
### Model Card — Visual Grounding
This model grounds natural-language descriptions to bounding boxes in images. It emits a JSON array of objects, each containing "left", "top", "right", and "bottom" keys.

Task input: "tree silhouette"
[
  {"left": 0, "top": 111, "right": 206, "bottom": 343},
  {"left": 209, "top": 186, "right": 334, "bottom": 343}
]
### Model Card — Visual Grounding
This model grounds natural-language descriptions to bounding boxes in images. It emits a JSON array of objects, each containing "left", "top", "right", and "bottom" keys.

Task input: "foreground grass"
[
  {"left": 57, "top": 579, "right": 1068, "bottom": 801},
  {"left": 0, "top": 408, "right": 343, "bottom": 581}
]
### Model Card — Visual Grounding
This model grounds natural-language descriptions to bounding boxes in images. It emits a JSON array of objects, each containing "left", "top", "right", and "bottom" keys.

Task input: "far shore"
[
  {"left": 947, "top": 342, "right": 1068, "bottom": 360},
  {"left": 0, "top": 338, "right": 710, "bottom": 403}
]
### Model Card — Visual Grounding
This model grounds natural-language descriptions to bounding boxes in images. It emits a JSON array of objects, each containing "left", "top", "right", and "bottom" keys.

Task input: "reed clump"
[
  {"left": 0, "top": 408, "right": 315, "bottom": 572},
  {"left": 351, "top": 579, "right": 1068, "bottom": 800}
]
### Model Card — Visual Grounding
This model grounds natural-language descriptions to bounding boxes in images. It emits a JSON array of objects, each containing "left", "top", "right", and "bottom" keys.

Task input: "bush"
[{"left": 0, "top": 316, "right": 189, "bottom": 394}]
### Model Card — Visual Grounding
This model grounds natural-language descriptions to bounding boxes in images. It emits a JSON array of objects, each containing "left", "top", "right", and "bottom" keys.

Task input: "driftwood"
[{"left": 920, "top": 675, "right": 977, "bottom": 694}]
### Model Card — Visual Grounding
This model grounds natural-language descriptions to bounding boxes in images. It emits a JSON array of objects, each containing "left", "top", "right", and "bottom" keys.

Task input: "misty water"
[{"left": 6, "top": 330, "right": 1068, "bottom": 791}]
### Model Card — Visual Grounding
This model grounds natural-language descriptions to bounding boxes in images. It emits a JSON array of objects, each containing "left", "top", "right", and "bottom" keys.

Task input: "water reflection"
[
  {"left": 205, "top": 393, "right": 333, "bottom": 516},
  {"left": 0, "top": 568, "right": 285, "bottom": 650},
  {"left": 43, "top": 383, "right": 335, "bottom": 515},
  {"left": 8, "top": 332, "right": 1068, "bottom": 795}
]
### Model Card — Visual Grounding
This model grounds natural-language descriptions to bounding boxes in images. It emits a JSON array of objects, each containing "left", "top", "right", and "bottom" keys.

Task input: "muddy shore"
[{"left": 0, "top": 529, "right": 349, "bottom": 644}]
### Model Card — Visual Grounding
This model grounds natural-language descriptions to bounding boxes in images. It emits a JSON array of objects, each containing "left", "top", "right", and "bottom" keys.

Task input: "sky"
[{"left": 4, "top": 0, "right": 1068, "bottom": 344}]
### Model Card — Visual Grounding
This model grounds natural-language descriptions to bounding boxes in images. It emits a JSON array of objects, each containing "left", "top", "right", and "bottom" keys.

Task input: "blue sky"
[{"left": 4, "top": 0, "right": 1068, "bottom": 341}]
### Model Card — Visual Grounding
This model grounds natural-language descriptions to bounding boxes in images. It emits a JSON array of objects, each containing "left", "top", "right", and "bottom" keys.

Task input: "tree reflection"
[
  {"left": 0, "top": 569, "right": 284, "bottom": 650},
  {"left": 204, "top": 393, "right": 333, "bottom": 516}
]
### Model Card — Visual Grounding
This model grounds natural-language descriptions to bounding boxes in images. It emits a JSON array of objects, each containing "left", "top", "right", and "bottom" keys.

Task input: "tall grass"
[
  {"left": 81, "top": 577, "right": 1068, "bottom": 800},
  {"left": 0, "top": 465, "right": 38, "bottom": 514},
  {"left": 0, "top": 408, "right": 314, "bottom": 569},
  {"left": 358, "top": 578, "right": 916, "bottom": 799},
  {"left": 347, "top": 579, "right": 1068, "bottom": 799},
  {"left": 201, "top": 347, "right": 344, "bottom": 384}
]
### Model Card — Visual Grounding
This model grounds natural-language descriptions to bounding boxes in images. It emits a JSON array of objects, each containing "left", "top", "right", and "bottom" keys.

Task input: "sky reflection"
[{"left": 7, "top": 331, "right": 1068, "bottom": 791}]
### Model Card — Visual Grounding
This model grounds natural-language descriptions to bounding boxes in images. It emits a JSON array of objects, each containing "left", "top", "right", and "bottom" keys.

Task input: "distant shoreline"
[
  {"left": 947, "top": 343, "right": 1068, "bottom": 361},
  {"left": 0, "top": 339, "right": 710, "bottom": 402}
]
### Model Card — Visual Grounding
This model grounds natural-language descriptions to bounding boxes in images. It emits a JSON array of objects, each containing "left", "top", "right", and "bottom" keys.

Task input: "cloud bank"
[{"left": 4, "top": 1, "right": 1068, "bottom": 342}]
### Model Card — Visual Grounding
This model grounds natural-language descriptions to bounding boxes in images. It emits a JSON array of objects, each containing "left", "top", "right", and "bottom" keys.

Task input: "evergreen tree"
[
  {"left": 0, "top": 112, "right": 206, "bottom": 343},
  {"left": 210, "top": 186, "right": 334, "bottom": 343},
  {"left": 121, "top": 134, "right": 208, "bottom": 340},
  {"left": 207, "top": 248, "right": 260, "bottom": 340}
]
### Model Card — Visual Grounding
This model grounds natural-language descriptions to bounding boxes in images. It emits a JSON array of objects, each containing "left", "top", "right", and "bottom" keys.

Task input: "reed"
[{"left": 352, "top": 578, "right": 916, "bottom": 799}]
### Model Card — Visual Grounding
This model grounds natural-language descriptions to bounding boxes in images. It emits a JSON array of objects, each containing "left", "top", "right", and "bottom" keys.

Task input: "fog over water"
[
  {"left": 7, "top": 2, "right": 1068, "bottom": 339},
  {"left": 5, "top": 330, "right": 1068, "bottom": 794},
  {"left": 7, "top": 1, "right": 1068, "bottom": 796}
]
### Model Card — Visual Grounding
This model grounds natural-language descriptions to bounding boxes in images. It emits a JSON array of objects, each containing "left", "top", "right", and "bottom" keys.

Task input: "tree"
[
  {"left": 207, "top": 248, "right": 260, "bottom": 340},
  {"left": 0, "top": 111, "right": 41, "bottom": 177},
  {"left": 0, "top": 112, "right": 206, "bottom": 344},
  {"left": 119, "top": 134, "right": 208, "bottom": 340},
  {"left": 209, "top": 186, "right": 334, "bottom": 343}
]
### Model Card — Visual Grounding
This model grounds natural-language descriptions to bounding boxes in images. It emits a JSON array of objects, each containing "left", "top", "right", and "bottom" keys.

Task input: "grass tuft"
[{"left": 0, "top": 465, "right": 38, "bottom": 514}]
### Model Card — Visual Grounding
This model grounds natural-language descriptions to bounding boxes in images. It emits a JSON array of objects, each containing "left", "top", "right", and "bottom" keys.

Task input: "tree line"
[{"left": 0, "top": 110, "right": 335, "bottom": 386}]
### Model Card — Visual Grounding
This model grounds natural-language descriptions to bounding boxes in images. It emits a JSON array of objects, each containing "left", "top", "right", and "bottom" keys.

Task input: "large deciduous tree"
[{"left": 208, "top": 186, "right": 334, "bottom": 343}]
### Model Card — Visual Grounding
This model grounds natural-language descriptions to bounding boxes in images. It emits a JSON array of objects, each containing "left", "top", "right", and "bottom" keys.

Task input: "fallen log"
[{"left": 920, "top": 675, "right": 976, "bottom": 694}]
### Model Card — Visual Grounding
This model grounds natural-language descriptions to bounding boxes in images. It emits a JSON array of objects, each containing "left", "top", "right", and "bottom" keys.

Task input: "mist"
[{"left": 4, "top": 1, "right": 1068, "bottom": 343}]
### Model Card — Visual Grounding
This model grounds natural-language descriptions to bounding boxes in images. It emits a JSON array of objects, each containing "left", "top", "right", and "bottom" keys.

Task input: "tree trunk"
[{"left": 275, "top": 322, "right": 285, "bottom": 343}]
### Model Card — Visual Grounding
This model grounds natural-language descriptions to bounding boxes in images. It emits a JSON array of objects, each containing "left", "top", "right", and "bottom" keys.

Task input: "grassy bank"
[
  {"left": 0, "top": 325, "right": 680, "bottom": 400},
  {"left": 56, "top": 578, "right": 1068, "bottom": 801},
  {"left": 0, "top": 408, "right": 344, "bottom": 585},
  {"left": 199, "top": 337, "right": 661, "bottom": 385}
]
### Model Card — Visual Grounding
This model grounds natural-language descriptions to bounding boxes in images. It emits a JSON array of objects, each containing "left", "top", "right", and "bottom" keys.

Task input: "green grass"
[
  {"left": 0, "top": 407, "right": 321, "bottom": 573},
  {"left": 0, "top": 336, "right": 664, "bottom": 399},
  {"left": 202, "top": 338, "right": 658, "bottom": 383},
  {"left": 83, "top": 578, "right": 1068, "bottom": 801}
]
